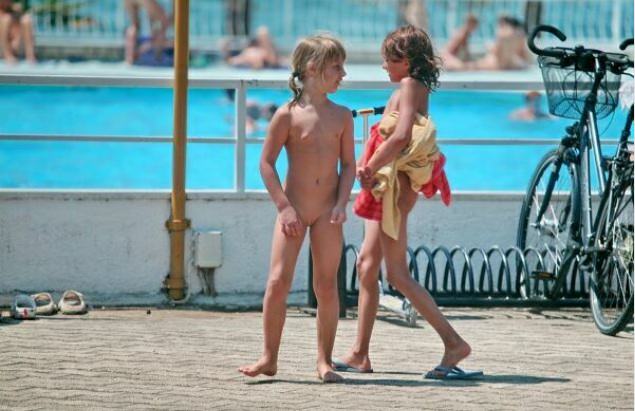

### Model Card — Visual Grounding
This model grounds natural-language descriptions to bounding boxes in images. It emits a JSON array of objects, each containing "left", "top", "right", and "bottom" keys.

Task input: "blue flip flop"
[
  {"left": 332, "top": 358, "right": 373, "bottom": 373},
  {"left": 424, "top": 365, "right": 483, "bottom": 380}
]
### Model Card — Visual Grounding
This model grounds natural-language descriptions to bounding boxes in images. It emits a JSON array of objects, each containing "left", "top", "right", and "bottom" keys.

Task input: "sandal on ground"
[
  {"left": 424, "top": 365, "right": 483, "bottom": 380},
  {"left": 58, "top": 290, "right": 88, "bottom": 315},
  {"left": 11, "top": 294, "right": 37, "bottom": 320},
  {"left": 31, "top": 292, "right": 58, "bottom": 316}
]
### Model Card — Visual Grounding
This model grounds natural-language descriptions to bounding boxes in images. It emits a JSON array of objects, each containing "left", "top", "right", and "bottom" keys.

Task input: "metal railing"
[
  {"left": 0, "top": 74, "right": 625, "bottom": 192},
  {"left": 28, "top": 0, "right": 633, "bottom": 53}
]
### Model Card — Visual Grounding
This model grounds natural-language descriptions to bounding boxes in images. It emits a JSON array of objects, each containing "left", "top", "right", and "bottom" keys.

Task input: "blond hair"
[{"left": 288, "top": 34, "right": 346, "bottom": 107}]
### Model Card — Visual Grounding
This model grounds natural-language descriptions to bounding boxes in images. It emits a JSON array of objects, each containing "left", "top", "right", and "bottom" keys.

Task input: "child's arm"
[
  {"left": 364, "top": 78, "right": 428, "bottom": 174},
  {"left": 331, "top": 111, "right": 356, "bottom": 224},
  {"left": 259, "top": 106, "right": 303, "bottom": 236}
]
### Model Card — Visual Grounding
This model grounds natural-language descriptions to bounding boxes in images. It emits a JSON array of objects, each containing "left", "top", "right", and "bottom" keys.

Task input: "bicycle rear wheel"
[
  {"left": 589, "top": 177, "right": 634, "bottom": 335},
  {"left": 517, "top": 149, "right": 580, "bottom": 299}
]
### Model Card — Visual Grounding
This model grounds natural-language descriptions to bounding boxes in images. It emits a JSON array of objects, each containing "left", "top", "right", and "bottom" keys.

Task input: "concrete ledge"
[{"left": 0, "top": 191, "right": 525, "bottom": 298}]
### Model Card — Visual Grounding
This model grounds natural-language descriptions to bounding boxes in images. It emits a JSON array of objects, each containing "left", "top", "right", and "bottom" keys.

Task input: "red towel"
[{"left": 353, "top": 123, "right": 451, "bottom": 221}]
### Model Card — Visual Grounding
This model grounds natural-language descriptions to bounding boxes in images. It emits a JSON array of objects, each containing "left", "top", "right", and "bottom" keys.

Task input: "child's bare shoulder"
[
  {"left": 400, "top": 77, "right": 427, "bottom": 91},
  {"left": 272, "top": 103, "right": 293, "bottom": 123},
  {"left": 331, "top": 102, "right": 353, "bottom": 120}
]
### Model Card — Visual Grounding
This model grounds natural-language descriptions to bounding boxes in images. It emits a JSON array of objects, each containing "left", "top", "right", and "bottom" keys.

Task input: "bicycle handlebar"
[
  {"left": 351, "top": 106, "right": 384, "bottom": 118},
  {"left": 619, "top": 38, "right": 633, "bottom": 51},
  {"left": 528, "top": 25, "right": 633, "bottom": 71},
  {"left": 618, "top": 38, "right": 634, "bottom": 66},
  {"left": 528, "top": 25, "right": 567, "bottom": 58}
]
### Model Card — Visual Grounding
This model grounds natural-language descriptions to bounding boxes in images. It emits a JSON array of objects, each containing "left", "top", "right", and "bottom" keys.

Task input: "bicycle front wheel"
[
  {"left": 517, "top": 149, "right": 580, "bottom": 299},
  {"left": 589, "top": 177, "right": 634, "bottom": 335}
]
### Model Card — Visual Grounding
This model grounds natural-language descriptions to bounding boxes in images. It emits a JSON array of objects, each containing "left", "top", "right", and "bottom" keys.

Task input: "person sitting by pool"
[
  {"left": 124, "top": 0, "right": 173, "bottom": 66},
  {"left": 223, "top": 26, "right": 285, "bottom": 69},
  {"left": 440, "top": 14, "right": 479, "bottom": 71},
  {"left": 442, "top": 14, "right": 532, "bottom": 71},
  {"left": 510, "top": 90, "right": 549, "bottom": 121},
  {"left": 0, "top": 0, "right": 36, "bottom": 64}
]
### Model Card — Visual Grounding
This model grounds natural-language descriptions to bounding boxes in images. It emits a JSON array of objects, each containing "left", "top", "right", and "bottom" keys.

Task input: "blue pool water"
[{"left": 0, "top": 85, "right": 631, "bottom": 190}]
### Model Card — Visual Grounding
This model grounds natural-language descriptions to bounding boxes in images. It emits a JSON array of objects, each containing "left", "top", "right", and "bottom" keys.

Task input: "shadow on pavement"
[{"left": 246, "top": 374, "right": 570, "bottom": 387}]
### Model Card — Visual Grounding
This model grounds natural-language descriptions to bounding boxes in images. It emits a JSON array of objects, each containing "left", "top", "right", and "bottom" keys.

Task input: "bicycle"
[{"left": 516, "top": 25, "right": 634, "bottom": 335}]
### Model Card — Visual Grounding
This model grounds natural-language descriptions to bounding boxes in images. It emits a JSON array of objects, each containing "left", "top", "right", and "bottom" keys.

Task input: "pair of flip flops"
[
  {"left": 424, "top": 365, "right": 484, "bottom": 380},
  {"left": 10, "top": 291, "right": 88, "bottom": 319}
]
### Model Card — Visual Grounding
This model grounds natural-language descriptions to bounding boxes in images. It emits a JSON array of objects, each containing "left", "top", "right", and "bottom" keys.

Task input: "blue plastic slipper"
[
  {"left": 424, "top": 365, "right": 483, "bottom": 380},
  {"left": 332, "top": 358, "right": 373, "bottom": 373}
]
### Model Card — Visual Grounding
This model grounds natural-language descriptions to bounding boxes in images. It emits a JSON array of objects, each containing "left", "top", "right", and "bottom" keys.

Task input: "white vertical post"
[
  {"left": 611, "top": 0, "right": 622, "bottom": 48},
  {"left": 447, "top": 0, "right": 458, "bottom": 41},
  {"left": 235, "top": 83, "right": 247, "bottom": 193},
  {"left": 117, "top": 0, "right": 126, "bottom": 41},
  {"left": 284, "top": 0, "right": 293, "bottom": 48}
]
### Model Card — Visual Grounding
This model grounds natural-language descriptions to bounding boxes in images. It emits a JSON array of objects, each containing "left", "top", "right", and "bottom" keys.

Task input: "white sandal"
[
  {"left": 11, "top": 294, "right": 37, "bottom": 320},
  {"left": 58, "top": 290, "right": 88, "bottom": 315},
  {"left": 31, "top": 292, "right": 58, "bottom": 316}
]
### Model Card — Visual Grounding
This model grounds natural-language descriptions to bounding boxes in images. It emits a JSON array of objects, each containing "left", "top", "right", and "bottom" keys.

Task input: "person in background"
[
  {"left": 440, "top": 14, "right": 479, "bottom": 71},
  {"left": 223, "top": 89, "right": 279, "bottom": 135},
  {"left": 0, "top": 0, "right": 36, "bottom": 63},
  {"left": 224, "top": 26, "right": 284, "bottom": 69},
  {"left": 510, "top": 90, "right": 549, "bottom": 121},
  {"left": 443, "top": 15, "right": 532, "bottom": 71},
  {"left": 245, "top": 102, "right": 279, "bottom": 134},
  {"left": 124, "top": 0, "right": 173, "bottom": 65},
  {"left": 397, "top": 0, "right": 428, "bottom": 31}
]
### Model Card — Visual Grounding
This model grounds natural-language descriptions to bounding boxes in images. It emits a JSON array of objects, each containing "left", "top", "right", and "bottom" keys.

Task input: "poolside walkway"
[
  {"left": 1, "top": 307, "right": 632, "bottom": 410},
  {"left": 0, "top": 60, "right": 544, "bottom": 90}
]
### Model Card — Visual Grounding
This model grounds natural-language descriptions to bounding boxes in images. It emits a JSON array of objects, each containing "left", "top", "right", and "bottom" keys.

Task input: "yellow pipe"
[{"left": 166, "top": 0, "right": 190, "bottom": 301}]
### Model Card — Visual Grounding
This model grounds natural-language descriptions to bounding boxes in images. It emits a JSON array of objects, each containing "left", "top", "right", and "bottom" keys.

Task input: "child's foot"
[
  {"left": 334, "top": 352, "right": 373, "bottom": 373},
  {"left": 440, "top": 339, "right": 472, "bottom": 369},
  {"left": 238, "top": 357, "right": 277, "bottom": 377},
  {"left": 317, "top": 362, "right": 343, "bottom": 383}
]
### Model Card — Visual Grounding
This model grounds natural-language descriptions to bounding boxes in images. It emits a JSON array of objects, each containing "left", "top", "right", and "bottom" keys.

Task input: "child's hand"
[
  {"left": 279, "top": 205, "right": 303, "bottom": 237},
  {"left": 356, "top": 166, "right": 375, "bottom": 190},
  {"left": 330, "top": 205, "right": 346, "bottom": 224}
]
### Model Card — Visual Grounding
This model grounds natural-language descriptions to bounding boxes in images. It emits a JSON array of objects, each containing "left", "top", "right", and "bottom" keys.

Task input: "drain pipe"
[{"left": 166, "top": 0, "right": 190, "bottom": 301}]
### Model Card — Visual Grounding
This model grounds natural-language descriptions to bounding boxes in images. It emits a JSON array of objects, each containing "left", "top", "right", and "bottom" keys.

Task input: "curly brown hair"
[{"left": 381, "top": 25, "right": 441, "bottom": 91}]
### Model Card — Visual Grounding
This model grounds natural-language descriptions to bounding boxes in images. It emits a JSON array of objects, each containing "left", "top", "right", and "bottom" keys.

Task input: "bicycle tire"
[
  {"left": 589, "top": 177, "right": 634, "bottom": 335},
  {"left": 517, "top": 149, "right": 580, "bottom": 299}
]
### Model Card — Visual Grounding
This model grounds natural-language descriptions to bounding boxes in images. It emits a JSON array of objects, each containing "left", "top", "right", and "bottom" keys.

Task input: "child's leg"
[
  {"left": 238, "top": 218, "right": 307, "bottom": 377},
  {"left": 380, "top": 173, "right": 471, "bottom": 369},
  {"left": 339, "top": 219, "right": 382, "bottom": 371},
  {"left": 309, "top": 212, "right": 344, "bottom": 382}
]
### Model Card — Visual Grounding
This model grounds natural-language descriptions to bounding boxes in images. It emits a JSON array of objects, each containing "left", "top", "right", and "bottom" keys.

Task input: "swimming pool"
[{"left": 1, "top": 85, "right": 630, "bottom": 190}]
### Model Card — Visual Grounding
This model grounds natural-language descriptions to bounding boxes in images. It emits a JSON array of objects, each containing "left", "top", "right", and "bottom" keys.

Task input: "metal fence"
[{"left": 30, "top": 0, "right": 634, "bottom": 53}]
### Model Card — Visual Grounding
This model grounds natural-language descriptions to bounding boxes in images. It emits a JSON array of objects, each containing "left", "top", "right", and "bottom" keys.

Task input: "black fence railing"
[{"left": 308, "top": 242, "right": 590, "bottom": 318}]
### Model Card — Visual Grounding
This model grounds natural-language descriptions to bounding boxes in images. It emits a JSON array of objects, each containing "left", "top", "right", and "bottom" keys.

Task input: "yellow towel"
[{"left": 371, "top": 111, "right": 440, "bottom": 240}]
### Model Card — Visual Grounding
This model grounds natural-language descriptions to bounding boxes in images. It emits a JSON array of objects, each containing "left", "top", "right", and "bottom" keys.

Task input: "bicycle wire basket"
[{"left": 538, "top": 55, "right": 622, "bottom": 120}]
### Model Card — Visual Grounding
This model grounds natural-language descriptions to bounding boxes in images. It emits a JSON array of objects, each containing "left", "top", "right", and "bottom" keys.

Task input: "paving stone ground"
[{"left": 0, "top": 307, "right": 632, "bottom": 410}]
